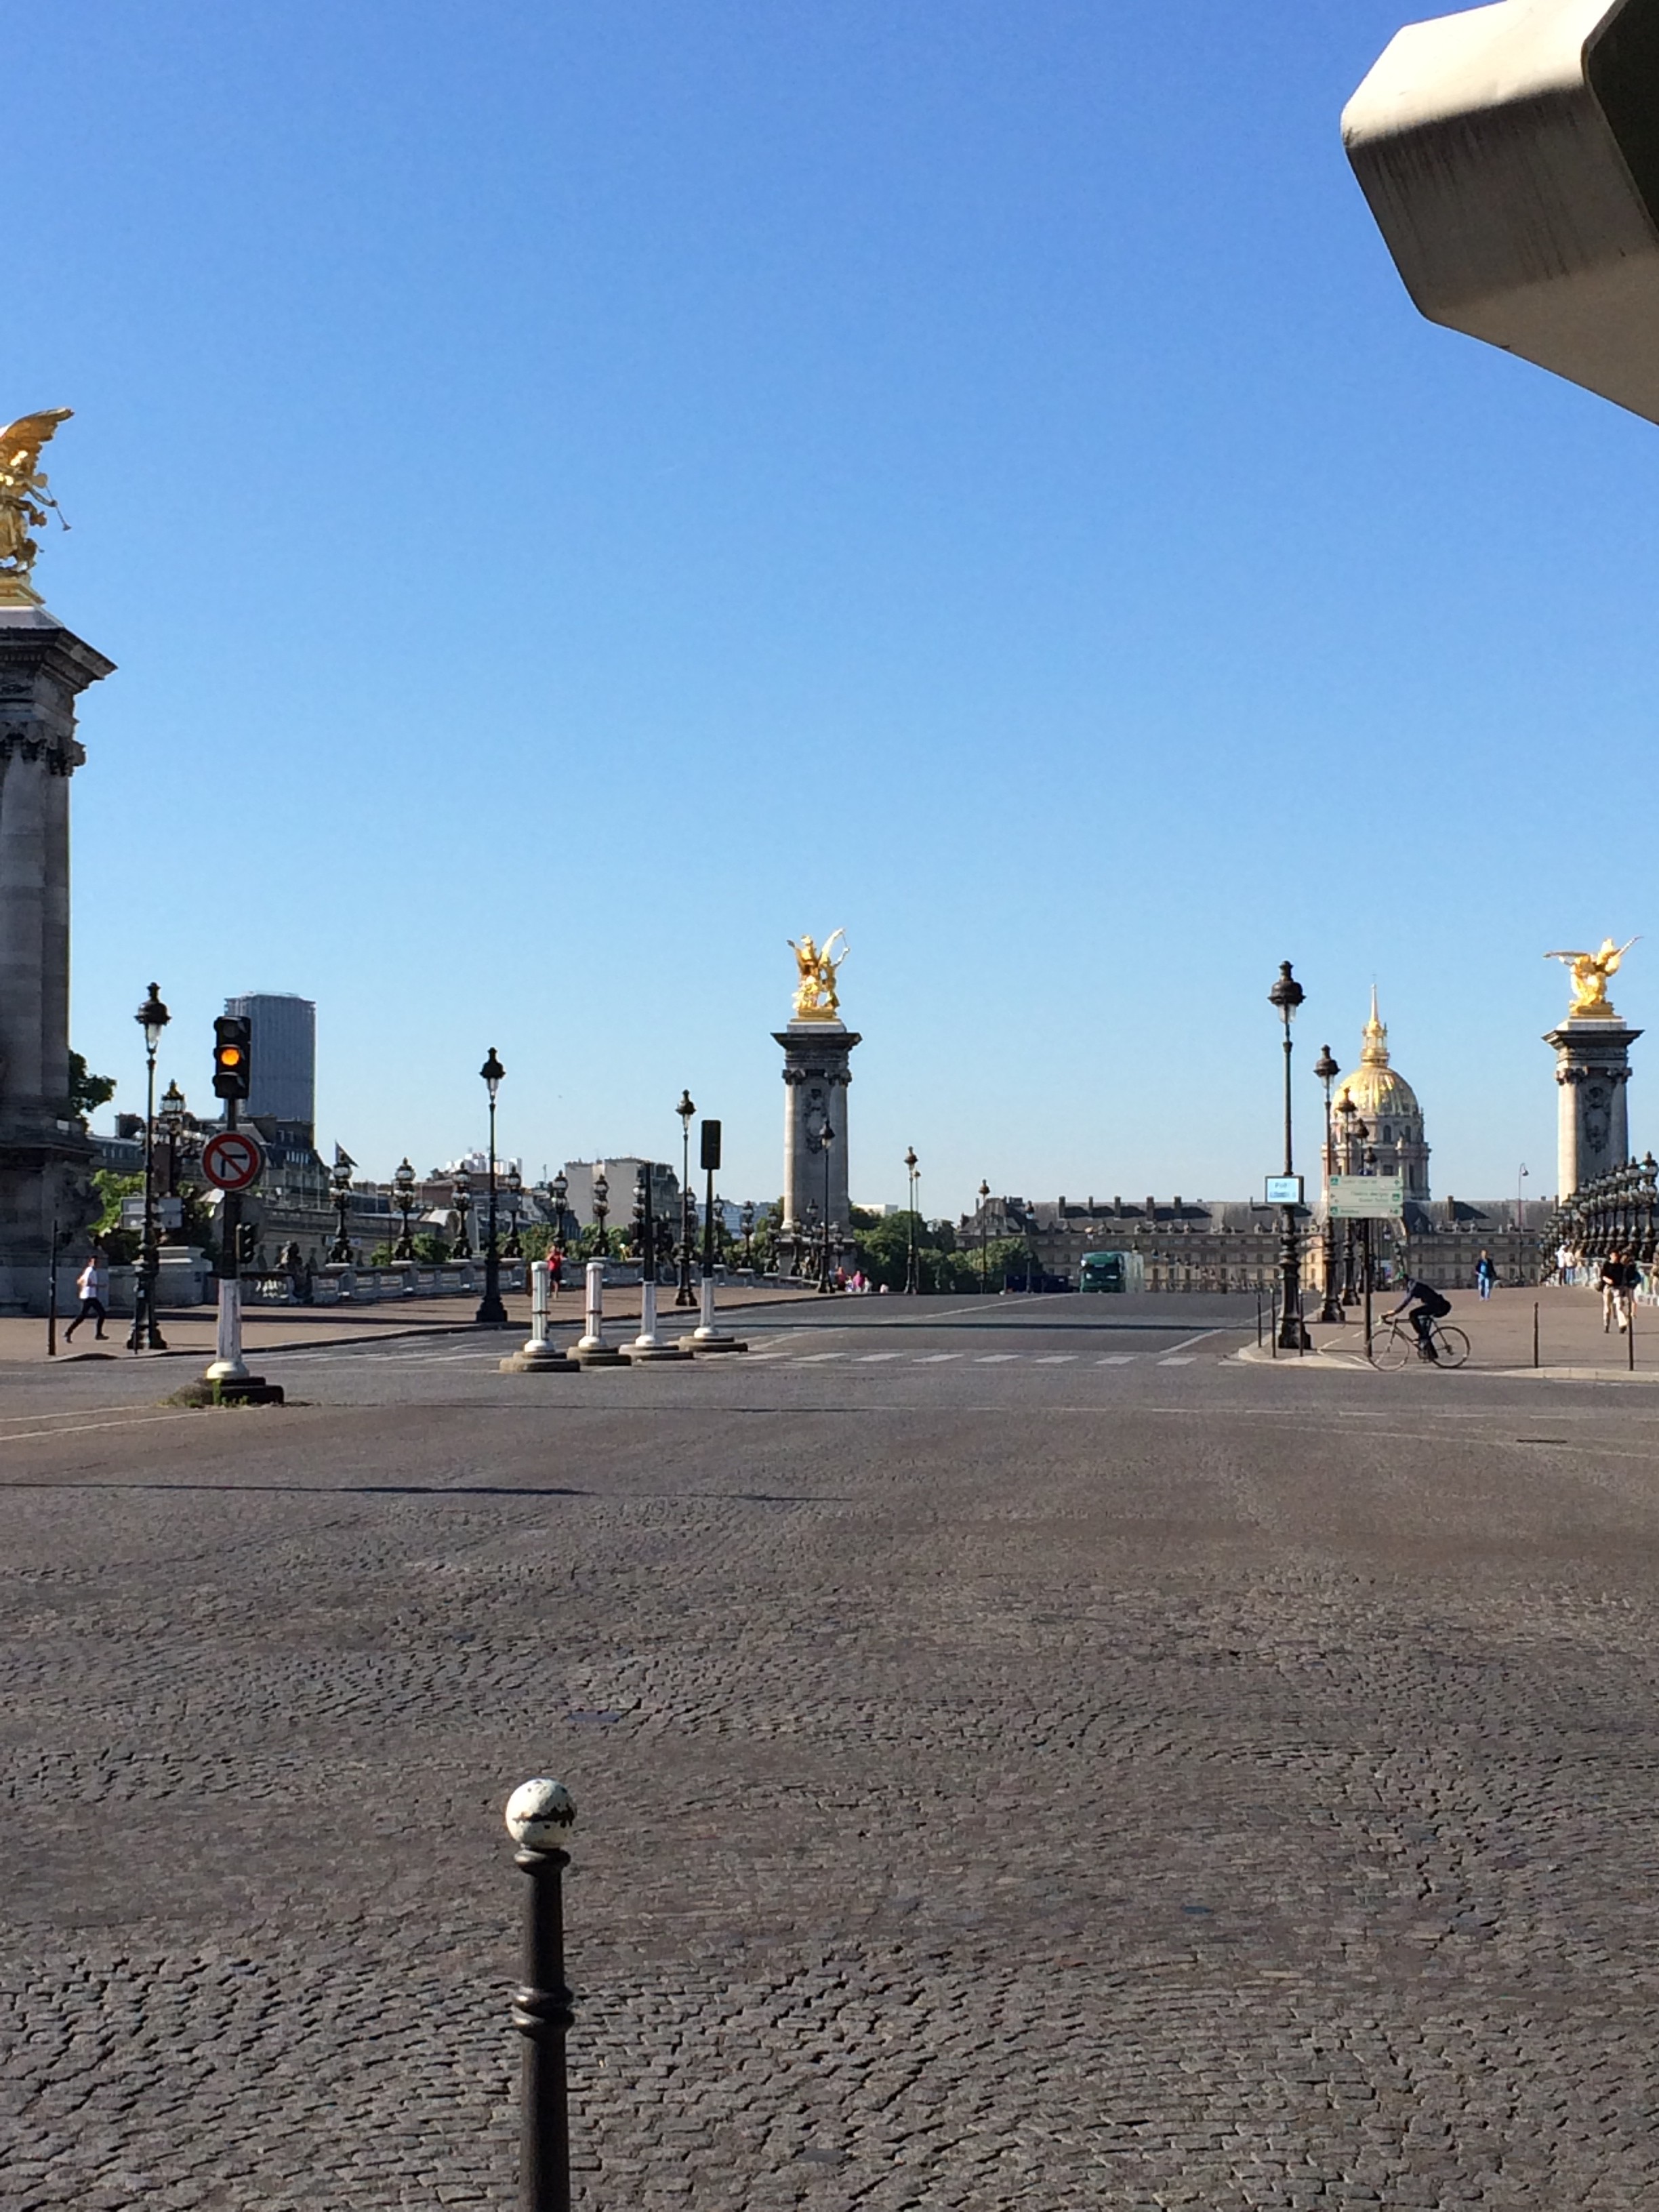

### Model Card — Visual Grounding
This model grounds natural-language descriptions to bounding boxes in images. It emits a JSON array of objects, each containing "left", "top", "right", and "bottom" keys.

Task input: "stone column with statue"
[
  {"left": 0, "top": 409, "right": 111, "bottom": 1313},
  {"left": 1544, "top": 939, "right": 1643, "bottom": 1198},
  {"left": 775, "top": 931, "right": 860, "bottom": 1270}
]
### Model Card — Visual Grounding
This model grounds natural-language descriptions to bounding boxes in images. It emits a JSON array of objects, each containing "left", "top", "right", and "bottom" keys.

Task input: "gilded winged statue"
[
  {"left": 0, "top": 408, "right": 72, "bottom": 598},
  {"left": 788, "top": 928, "right": 848, "bottom": 1020},
  {"left": 1546, "top": 936, "right": 1637, "bottom": 1017}
]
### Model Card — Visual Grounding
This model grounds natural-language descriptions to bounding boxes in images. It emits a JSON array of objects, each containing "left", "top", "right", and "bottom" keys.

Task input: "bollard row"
[{"left": 501, "top": 1258, "right": 747, "bottom": 1374}]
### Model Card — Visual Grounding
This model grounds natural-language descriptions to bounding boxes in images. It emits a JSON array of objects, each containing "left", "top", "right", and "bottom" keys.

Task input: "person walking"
[
  {"left": 1601, "top": 1248, "right": 1639, "bottom": 1334},
  {"left": 1475, "top": 1250, "right": 1497, "bottom": 1300},
  {"left": 63, "top": 1248, "right": 109, "bottom": 1342}
]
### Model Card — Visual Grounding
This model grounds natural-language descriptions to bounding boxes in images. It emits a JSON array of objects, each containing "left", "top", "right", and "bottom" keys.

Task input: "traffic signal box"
[{"left": 213, "top": 1017, "right": 251, "bottom": 1101}]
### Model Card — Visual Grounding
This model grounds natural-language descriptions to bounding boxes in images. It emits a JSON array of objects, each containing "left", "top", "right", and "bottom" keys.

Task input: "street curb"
[{"left": 1233, "top": 1343, "right": 1372, "bottom": 1372}]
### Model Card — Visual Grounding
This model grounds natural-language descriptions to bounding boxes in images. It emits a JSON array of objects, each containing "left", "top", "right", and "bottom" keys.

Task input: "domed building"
[{"left": 1329, "top": 989, "right": 1431, "bottom": 1200}]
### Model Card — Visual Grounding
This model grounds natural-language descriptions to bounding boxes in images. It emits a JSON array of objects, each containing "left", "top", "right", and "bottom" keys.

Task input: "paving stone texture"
[{"left": 4, "top": 1294, "right": 1659, "bottom": 2207}]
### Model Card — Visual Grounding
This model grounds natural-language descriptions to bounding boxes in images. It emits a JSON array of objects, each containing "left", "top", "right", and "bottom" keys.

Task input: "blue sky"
[{"left": 16, "top": 1, "right": 1656, "bottom": 1210}]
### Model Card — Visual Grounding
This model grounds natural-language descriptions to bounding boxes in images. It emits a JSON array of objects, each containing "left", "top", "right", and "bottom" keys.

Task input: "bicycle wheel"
[
  {"left": 1369, "top": 1324, "right": 1411, "bottom": 1371},
  {"left": 1431, "top": 1324, "right": 1470, "bottom": 1370}
]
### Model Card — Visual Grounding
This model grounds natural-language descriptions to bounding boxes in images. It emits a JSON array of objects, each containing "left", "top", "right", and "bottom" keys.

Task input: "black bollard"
[{"left": 506, "top": 1780, "right": 578, "bottom": 2212}]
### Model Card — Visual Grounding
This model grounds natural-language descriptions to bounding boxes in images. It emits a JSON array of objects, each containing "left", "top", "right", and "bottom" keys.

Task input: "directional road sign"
[
  {"left": 1327, "top": 1173, "right": 1405, "bottom": 1219},
  {"left": 200, "top": 1128, "right": 265, "bottom": 1193}
]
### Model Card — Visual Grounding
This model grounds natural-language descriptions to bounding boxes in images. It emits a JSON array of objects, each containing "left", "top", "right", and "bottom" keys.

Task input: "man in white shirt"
[{"left": 63, "top": 1249, "right": 109, "bottom": 1342}]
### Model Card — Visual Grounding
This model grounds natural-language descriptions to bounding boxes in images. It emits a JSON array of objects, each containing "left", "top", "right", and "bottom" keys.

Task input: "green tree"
[
  {"left": 67, "top": 1050, "right": 116, "bottom": 1120},
  {"left": 89, "top": 1169, "right": 142, "bottom": 1263}
]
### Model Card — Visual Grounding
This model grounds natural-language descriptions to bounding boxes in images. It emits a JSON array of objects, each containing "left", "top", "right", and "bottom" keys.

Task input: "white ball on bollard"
[{"left": 505, "top": 1777, "right": 577, "bottom": 1851}]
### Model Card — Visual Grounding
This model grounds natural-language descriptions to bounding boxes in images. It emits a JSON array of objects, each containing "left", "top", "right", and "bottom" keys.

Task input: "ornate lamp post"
[
  {"left": 328, "top": 1148, "right": 356, "bottom": 1264},
  {"left": 740, "top": 1200, "right": 755, "bottom": 1271},
  {"left": 1335, "top": 1093, "right": 1359, "bottom": 1305},
  {"left": 504, "top": 1164, "right": 524, "bottom": 1259},
  {"left": 160, "top": 1080, "right": 186, "bottom": 1198},
  {"left": 904, "top": 1146, "right": 920, "bottom": 1296},
  {"left": 1313, "top": 1043, "right": 1344, "bottom": 1325},
  {"left": 978, "top": 1180, "right": 991, "bottom": 1294},
  {"left": 1269, "top": 961, "right": 1311, "bottom": 1350},
  {"left": 592, "top": 1170, "right": 610, "bottom": 1258},
  {"left": 817, "top": 1123, "right": 836, "bottom": 1293},
  {"left": 127, "top": 983, "right": 170, "bottom": 1353},
  {"left": 674, "top": 1091, "right": 697, "bottom": 1306},
  {"left": 452, "top": 1165, "right": 474, "bottom": 1261},
  {"left": 802, "top": 1197, "right": 819, "bottom": 1284},
  {"left": 550, "top": 1169, "right": 569, "bottom": 1259},
  {"left": 476, "top": 1048, "right": 508, "bottom": 1325},
  {"left": 392, "top": 1158, "right": 419, "bottom": 1261}
]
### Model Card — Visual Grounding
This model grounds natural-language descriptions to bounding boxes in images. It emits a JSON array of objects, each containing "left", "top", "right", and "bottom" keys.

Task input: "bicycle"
[{"left": 1368, "top": 1313, "right": 1470, "bottom": 1370}]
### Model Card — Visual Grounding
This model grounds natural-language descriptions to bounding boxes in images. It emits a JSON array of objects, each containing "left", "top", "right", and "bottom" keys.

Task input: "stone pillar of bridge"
[{"left": 0, "top": 603, "right": 113, "bottom": 1312}]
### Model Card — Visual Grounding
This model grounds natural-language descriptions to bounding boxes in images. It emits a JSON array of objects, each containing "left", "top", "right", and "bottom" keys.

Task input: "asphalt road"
[{"left": 6, "top": 1294, "right": 1659, "bottom": 2209}]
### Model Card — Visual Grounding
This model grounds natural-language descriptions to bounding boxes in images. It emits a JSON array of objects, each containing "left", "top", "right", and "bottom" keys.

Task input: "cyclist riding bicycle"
[{"left": 1383, "top": 1275, "right": 1452, "bottom": 1361}]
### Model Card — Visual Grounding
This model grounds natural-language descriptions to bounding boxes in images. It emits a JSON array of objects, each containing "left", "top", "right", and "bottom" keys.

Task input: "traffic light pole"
[{"left": 205, "top": 1093, "right": 251, "bottom": 1387}]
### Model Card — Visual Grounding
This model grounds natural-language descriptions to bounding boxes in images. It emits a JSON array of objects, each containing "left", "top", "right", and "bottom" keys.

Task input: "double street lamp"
[
  {"left": 160, "top": 1080, "right": 188, "bottom": 1215},
  {"left": 452, "top": 1166, "right": 474, "bottom": 1260},
  {"left": 1269, "top": 961, "right": 1311, "bottom": 1350},
  {"left": 476, "top": 1048, "right": 508, "bottom": 1326},
  {"left": 328, "top": 1149, "right": 356, "bottom": 1265},
  {"left": 127, "top": 983, "right": 169, "bottom": 1353}
]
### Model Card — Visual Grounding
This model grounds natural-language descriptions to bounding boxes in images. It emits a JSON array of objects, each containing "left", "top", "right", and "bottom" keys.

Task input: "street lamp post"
[
  {"left": 904, "top": 1147, "right": 920, "bottom": 1296},
  {"left": 1313, "top": 1043, "right": 1344, "bottom": 1326},
  {"left": 675, "top": 1092, "right": 697, "bottom": 1306},
  {"left": 476, "top": 1048, "right": 508, "bottom": 1325},
  {"left": 392, "top": 1158, "right": 419, "bottom": 1261},
  {"left": 127, "top": 983, "right": 170, "bottom": 1353},
  {"left": 550, "top": 1170, "right": 569, "bottom": 1261},
  {"left": 591, "top": 1170, "right": 609, "bottom": 1258},
  {"left": 1515, "top": 1162, "right": 1530, "bottom": 1283},
  {"left": 740, "top": 1200, "right": 755, "bottom": 1272},
  {"left": 978, "top": 1180, "right": 991, "bottom": 1294},
  {"left": 817, "top": 1124, "right": 836, "bottom": 1293},
  {"left": 504, "top": 1164, "right": 524, "bottom": 1259},
  {"left": 1269, "top": 962, "right": 1311, "bottom": 1350}
]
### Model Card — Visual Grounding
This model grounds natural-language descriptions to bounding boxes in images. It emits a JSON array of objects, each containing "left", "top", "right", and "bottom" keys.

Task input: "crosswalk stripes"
[{"left": 260, "top": 1332, "right": 1225, "bottom": 1373}]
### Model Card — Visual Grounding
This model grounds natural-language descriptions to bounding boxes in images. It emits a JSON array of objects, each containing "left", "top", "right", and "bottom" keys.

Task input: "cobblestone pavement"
[{"left": 6, "top": 1297, "right": 1659, "bottom": 2207}]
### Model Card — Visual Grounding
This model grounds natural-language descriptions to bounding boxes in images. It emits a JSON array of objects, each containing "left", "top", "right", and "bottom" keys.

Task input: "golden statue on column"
[
  {"left": 1546, "top": 937, "right": 1637, "bottom": 1020},
  {"left": 0, "top": 408, "right": 72, "bottom": 605},
  {"left": 788, "top": 929, "right": 848, "bottom": 1021}
]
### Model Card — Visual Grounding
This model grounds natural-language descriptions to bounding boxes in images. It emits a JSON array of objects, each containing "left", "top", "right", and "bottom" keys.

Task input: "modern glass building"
[{"left": 223, "top": 993, "right": 316, "bottom": 1134}]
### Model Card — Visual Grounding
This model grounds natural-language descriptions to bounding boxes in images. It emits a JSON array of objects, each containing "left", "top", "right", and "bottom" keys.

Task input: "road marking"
[
  {"left": 913, "top": 1353, "right": 963, "bottom": 1364},
  {"left": 975, "top": 1353, "right": 1021, "bottom": 1363},
  {"left": 0, "top": 1412, "right": 204, "bottom": 1446},
  {"left": 1033, "top": 1355, "right": 1077, "bottom": 1365},
  {"left": 1097, "top": 1355, "right": 1136, "bottom": 1365},
  {"left": 858, "top": 1353, "right": 903, "bottom": 1362},
  {"left": 794, "top": 1352, "right": 847, "bottom": 1363},
  {"left": 1158, "top": 1355, "right": 1197, "bottom": 1366},
  {"left": 1158, "top": 1330, "right": 1221, "bottom": 1357}
]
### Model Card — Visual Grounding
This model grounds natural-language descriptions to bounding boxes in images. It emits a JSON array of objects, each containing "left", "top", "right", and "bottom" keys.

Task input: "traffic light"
[
  {"left": 213, "top": 1015, "right": 251, "bottom": 1100},
  {"left": 700, "top": 1120, "right": 722, "bottom": 1172}
]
